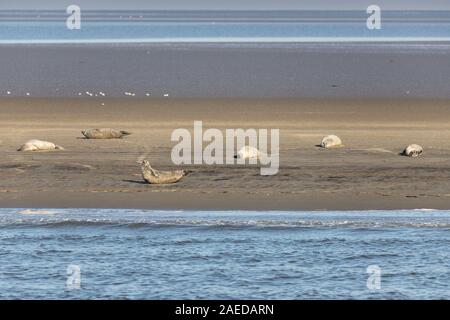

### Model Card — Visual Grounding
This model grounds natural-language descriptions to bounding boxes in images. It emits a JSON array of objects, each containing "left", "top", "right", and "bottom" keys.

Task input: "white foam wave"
[{"left": 18, "top": 209, "right": 58, "bottom": 215}]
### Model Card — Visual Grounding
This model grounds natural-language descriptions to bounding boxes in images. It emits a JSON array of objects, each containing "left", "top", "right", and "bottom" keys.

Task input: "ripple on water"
[{"left": 1, "top": 208, "right": 450, "bottom": 299}]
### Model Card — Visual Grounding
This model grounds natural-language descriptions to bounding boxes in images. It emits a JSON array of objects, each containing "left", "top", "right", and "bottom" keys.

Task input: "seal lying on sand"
[
  {"left": 320, "top": 135, "right": 343, "bottom": 148},
  {"left": 401, "top": 144, "right": 423, "bottom": 157},
  {"left": 81, "top": 128, "right": 132, "bottom": 139},
  {"left": 235, "top": 146, "right": 262, "bottom": 159},
  {"left": 141, "top": 160, "right": 187, "bottom": 184},
  {"left": 18, "top": 139, "right": 64, "bottom": 152}
]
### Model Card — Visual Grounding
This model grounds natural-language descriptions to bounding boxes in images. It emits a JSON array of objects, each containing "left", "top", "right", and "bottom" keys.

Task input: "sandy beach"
[{"left": 1, "top": 97, "right": 450, "bottom": 210}]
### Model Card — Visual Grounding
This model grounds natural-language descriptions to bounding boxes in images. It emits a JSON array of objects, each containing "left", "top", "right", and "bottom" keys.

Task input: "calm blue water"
[
  {"left": 0, "top": 10, "right": 449, "bottom": 43},
  {"left": 0, "top": 208, "right": 450, "bottom": 299}
]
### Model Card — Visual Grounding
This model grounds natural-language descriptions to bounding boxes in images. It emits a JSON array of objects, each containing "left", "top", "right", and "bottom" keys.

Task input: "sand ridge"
[{"left": 1, "top": 98, "right": 450, "bottom": 210}]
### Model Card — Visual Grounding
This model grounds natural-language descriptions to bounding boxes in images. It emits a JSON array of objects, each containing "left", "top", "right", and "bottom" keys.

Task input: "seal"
[
  {"left": 17, "top": 139, "right": 64, "bottom": 152},
  {"left": 141, "top": 160, "right": 187, "bottom": 184},
  {"left": 320, "top": 135, "right": 343, "bottom": 148},
  {"left": 401, "top": 144, "right": 423, "bottom": 157},
  {"left": 81, "top": 128, "right": 132, "bottom": 139},
  {"left": 235, "top": 146, "right": 262, "bottom": 159}
]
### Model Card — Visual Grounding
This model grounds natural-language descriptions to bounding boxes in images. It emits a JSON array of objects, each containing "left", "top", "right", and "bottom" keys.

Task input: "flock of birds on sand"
[
  {"left": 15, "top": 130, "right": 424, "bottom": 185},
  {"left": 3, "top": 90, "right": 170, "bottom": 98}
]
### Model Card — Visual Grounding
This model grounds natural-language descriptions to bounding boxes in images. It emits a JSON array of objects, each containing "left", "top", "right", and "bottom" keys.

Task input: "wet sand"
[
  {"left": 1, "top": 43, "right": 450, "bottom": 99},
  {"left": 1, "top": 98, "right": 450, "bottom": 210}
]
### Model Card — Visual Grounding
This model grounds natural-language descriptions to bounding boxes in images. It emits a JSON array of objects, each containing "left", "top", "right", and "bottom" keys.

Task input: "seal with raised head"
[
  {"left": 81, "top": 128, "right": 132, "bottom": 139},
  {"left": 18, "top": 139, "right": 64, "bottom": 152},
  {"left": 401, "top": 144, "right": 423, "bottom": 157},
  {"left": 141, "top": 160, "right": 187, "bottom": 184},
  {"left": 320, "top": 135, "right": 343, "bottom": 148}
]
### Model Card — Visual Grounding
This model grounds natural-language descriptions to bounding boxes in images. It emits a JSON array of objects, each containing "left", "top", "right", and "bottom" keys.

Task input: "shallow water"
[{"left": 0, "top": 208, "right": 449, "bottom": 299}]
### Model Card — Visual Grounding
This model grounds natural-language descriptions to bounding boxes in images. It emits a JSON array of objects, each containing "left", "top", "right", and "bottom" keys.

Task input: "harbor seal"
[
  {"left": 401, "top": 144, "right": 423, "bottom": 157},
  {"left": 141, "top": 160, "right": 187, "bottom": 184},
  {"left": 81, "top": 128, "right": 132, "bottom": 139},
  {"left": 18, "top": 139, "right": 64, "bottom": 152},
  {"left": 235, "top": 146, "right": 262, "bottom": 160},
  {"left": 320, "top": 135, "right": 343, "bottom": 148}
]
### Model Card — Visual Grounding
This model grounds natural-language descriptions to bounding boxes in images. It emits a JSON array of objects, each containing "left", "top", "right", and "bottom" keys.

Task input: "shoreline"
[
  {"left": 3, "top": 192, "right": 450, "bottom": 211},
  {"left": 2, "top": 38, "right": 450, "bottom": 45},
  {"left": 2, "top": 98, "right": 450, "bottom": 211}
]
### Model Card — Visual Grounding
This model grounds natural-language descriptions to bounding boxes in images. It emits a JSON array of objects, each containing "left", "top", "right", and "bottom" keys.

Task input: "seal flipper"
[{"left": 120, "top": 131, "right": 132, "bottom": 136}]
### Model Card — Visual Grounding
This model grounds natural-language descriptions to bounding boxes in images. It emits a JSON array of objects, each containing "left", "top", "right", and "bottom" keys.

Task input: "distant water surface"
[
  {"left": 0, "top": 10, "right": 449, "bottom": 43},
  {"left": 0, "top": 10, "right": 449, "bottom": 99},
  {"left": 0, "top": 208, "right": 449, "bottom": 299}
]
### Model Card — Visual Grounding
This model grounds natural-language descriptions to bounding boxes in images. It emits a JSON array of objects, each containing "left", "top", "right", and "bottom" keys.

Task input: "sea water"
[
  {"left": 0, "top": 10, "right": 449, "bottom": 43},
  {"left": 0, "top": 208, "right": 449, "bottom": 299},
  {"left": 0, "top": 10, "right": 449, "bottom": 99}
]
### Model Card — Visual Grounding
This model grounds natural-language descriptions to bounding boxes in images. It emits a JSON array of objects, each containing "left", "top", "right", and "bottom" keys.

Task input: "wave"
[
  {"left": 18, "top": 209, "right": 59, "bottom": 215},
  {"left": 2, "top": 218, "right": 450, "bottom": 229},
  {"left": 2, "top": 208, "right": 450, "bottom": 229}
]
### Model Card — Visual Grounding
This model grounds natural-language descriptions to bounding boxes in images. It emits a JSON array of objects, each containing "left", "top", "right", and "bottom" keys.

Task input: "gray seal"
[
  {"left": 141, "top": 160, "right": 187, "bottom": 184},
  {"left": 81, "top": 128, "right": 132, "bottom": 139}
]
